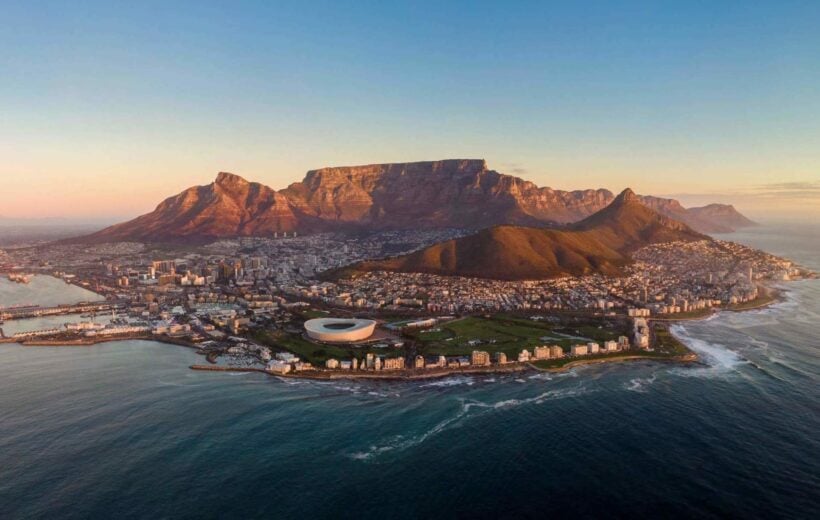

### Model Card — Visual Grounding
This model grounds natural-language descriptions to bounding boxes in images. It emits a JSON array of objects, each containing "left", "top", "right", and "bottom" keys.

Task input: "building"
[
  {"left": 383, "top": 357, "right": 405, "bottom": 370},
  {"left": 471, "top": 350, "right": 491, "bottom": 366},
  {"left": 404, "top": 318, "right": 437, "bottom": 329},
  {"left": 518, "top": 349, "right": 531, "bottom": 362},
  {"left": 605, "top": 340, "right": 619, "bottom": 352},
  {"left": 325, "top": 358, "right": 340, "bottom": 369},
  {"left": 587, "top": 342, "right": 600, "bottom": 354},
  {"left": 414, "top": 355, "right": 425, "bottom": 369},
  {"left": 495, "top": 352, "right": 508, "bottom": 364},
  {"left": 267, "top": 360, "right": 291, "bottom": 374},
  {"left": 533, "top": 346, "right": 550, "bottom": 360},
  {"left": 571, "top": 344, "right": 589, "bottom": 356},
  {"left": 304, "top": 318, "right": 377, "bottom": 343},
  {"left": 549, "top": 345, "right": 564, "bottom": 358}
]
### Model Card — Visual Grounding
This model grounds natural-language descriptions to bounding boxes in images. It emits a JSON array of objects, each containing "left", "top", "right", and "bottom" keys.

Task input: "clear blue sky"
[{"left": 2, "top": 1, "right": 819, "bottom": 220}]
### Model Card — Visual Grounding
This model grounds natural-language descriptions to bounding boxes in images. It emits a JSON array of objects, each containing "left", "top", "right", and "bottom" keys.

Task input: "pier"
[{"left": 0, "top": 302, "right": 123, "bottom": 321}]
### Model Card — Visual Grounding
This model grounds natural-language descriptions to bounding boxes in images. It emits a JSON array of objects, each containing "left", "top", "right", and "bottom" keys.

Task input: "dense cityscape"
[{"left": 0, "top": 229, "right": 809, "bottom": 379}]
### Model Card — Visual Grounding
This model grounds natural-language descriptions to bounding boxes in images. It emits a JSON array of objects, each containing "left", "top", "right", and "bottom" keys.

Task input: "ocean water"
[
  {"left": 1, "top": 225, "right": 818, "bottom": 519},
  {"left": 0, "top": 274, "right": 103, "bottom": 308}
]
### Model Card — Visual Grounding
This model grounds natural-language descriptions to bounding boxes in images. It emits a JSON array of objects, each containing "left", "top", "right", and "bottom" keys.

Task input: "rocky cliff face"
[
  {"left": 78, "top": 160, "right": 756, "bottom": 243},
  {"left": 83, "top": 172, "right": 302, "bottom": 243},
  {"left": 281, "top": 159, "right": 614, "bottom": 228}
]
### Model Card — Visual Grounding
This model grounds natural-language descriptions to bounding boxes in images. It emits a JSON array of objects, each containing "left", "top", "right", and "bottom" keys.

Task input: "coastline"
[
  {"left": 190, "top": 363, "right": 530, "bottom": 381},
  {"left": 0, "top": 282, "right": 794, "bottom": 383},
  {"left": 529, "top": 353, "right": 699, "bottom": 373},
  {"left": 8, "top": 334, "right": 200, "bottom": 350}
]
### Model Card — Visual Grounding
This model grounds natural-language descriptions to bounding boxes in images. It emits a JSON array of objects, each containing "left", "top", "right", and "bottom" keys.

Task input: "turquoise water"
[{"left": 0, "top": 225, "right": 818, "bottom": 519}]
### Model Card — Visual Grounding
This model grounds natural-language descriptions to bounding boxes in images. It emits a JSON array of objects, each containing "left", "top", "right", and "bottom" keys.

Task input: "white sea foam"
[
  {"left": 419, "top": 376, "right": 474, "bottom": 388},
  {"left": 348, "top": 385, "right": 592, "bottom": 461},
  {"left": 669, "top": 325, "right": 746, "bottom": 378},
  {"left": 527, "top": 372, "right": 553, "bottom": 381},
  {"left": 624, "top": 374, "right": 657, "bottom": 393}
]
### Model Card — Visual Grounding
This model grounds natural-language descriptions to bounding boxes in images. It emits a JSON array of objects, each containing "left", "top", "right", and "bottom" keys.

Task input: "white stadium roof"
[{"left": 304, "top": 318, "right": 377, "bottom": 343}]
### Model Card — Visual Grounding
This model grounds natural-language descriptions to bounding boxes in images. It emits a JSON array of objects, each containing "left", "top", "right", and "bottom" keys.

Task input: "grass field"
[
  {"left": 250, "top": 329, "right": 362, "bottom": 364},
  {"left": 407, "top": 315, "right": 628, "bottom": 357},
  {"left": 300, "top": 309, "right": 331, "bottom": 319},
  {"left": 652, "top": 324, "right": 691, "bottom": 356}
]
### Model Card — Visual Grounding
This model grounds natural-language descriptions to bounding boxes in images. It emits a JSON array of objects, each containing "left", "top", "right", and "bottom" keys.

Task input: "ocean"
[{"left": 0, "top": 224, "right": 818, "bottom": 519}]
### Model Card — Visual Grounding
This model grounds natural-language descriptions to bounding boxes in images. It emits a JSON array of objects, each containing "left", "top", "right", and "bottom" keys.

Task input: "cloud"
[
  {"left": 754, "top": 181, "right": 820, "bottom": 191},
  {"left": 665, "top": 180, "right": 820, "bottom": 202},
  {"left": 747, "top": 181, "right": 820, "bottom": 199},
  {"left": 500, "top": 162, "right": 528, "bottom": 175}
]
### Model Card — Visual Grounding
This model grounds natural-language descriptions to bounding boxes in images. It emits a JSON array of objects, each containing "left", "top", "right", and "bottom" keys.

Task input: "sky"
[{"left": 2, "top": 0, "right": 819, "bottom": 222}]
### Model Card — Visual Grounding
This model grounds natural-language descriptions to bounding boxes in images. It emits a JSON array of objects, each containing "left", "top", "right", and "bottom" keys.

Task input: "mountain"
[
  {"left": 333, "top": 189, "right": 707, "bottom": 280},
  {"left": 688, "top": 204, "right": 757, "bottom": 231},
  {"left": 280, "top": 159, "right": 613, "bottom": 229},
  {"left": 80, "top": 172, "right": 309, "bottom": 243},
  {"left": 77, "top": 160, "right": 753, "bottom": 243},
  {"left": 637, "top": 196, "right": 755, "bottom": 233}
]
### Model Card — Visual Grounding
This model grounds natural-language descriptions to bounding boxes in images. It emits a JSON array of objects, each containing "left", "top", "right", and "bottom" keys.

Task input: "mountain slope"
[
  {"left": 81, "top": 172, "right": 305, "bottom": 243},
  {"left": 336, "top": 189, "right": 706, "bottom": 280}
]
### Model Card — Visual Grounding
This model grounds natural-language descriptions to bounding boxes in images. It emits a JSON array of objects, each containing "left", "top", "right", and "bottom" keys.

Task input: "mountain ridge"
[{"left": 77, "top": 160, "right": 754, "bottom": 243}]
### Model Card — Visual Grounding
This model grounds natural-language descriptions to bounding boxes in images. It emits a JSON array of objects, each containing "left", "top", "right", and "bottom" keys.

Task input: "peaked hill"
[
  {"left": 81, "top": 172, "right": 310, "bottom": 243},
  {"left": 335, "top": 189, "right": 707, "bottom": 280}
]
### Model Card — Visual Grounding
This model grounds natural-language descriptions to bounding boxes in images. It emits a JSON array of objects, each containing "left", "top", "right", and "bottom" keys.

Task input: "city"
[{"left": 0, "top": 229, "right": 809, "bottom": 380}]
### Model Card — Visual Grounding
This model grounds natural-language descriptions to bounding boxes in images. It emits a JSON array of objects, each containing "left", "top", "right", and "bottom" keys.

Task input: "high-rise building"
[
  {"left": 383, "top": 357, "right": 405, "bottom": 370},
  {"left": 533, "top": 346, "right": 551, "bottom": 360},
  {"left": 471, "top": 350, "right": 491, "bottom": 366}
]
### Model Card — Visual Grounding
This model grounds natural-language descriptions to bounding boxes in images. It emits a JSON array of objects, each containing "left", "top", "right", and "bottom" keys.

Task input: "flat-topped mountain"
[
  {"left": 334, "top": 189, "right": 707, "bottom": 280},
  {"left": 280, "top": 159, "right": 613, "bottom": 229},
  {"left": 78, "top": 160, "right": 753, "bottom": 243}
]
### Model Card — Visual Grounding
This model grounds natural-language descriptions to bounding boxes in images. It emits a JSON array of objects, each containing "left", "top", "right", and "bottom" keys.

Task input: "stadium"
[{"left": 303, "top": 318, "right": 377, "bottom": 343}]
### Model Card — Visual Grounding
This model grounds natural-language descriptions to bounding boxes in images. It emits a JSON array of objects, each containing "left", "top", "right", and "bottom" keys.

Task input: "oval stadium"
[{"left": 304, "top": 318, "right": 377, "bottom": 343}]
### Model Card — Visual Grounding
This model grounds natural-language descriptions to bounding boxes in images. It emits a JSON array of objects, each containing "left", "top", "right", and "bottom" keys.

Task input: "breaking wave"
[
  {"left": 669, "top": 325, "right": 746, "bottom": 378},
  {"left": 419, "top": 376, "right": 475, "bottom": 388}
]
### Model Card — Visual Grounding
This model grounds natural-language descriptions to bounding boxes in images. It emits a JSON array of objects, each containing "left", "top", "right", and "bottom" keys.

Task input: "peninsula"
[{"left": 0, "top": 163, "right": 809, "bottom": 381}]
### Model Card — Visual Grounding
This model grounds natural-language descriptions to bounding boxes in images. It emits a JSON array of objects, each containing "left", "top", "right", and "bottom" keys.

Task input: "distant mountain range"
[
  {"left": 77, "top": 160, "right": 755, "bottom": 243},
  {"left": 332, "top": 189, "right": 707, "bottom": 280}
]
